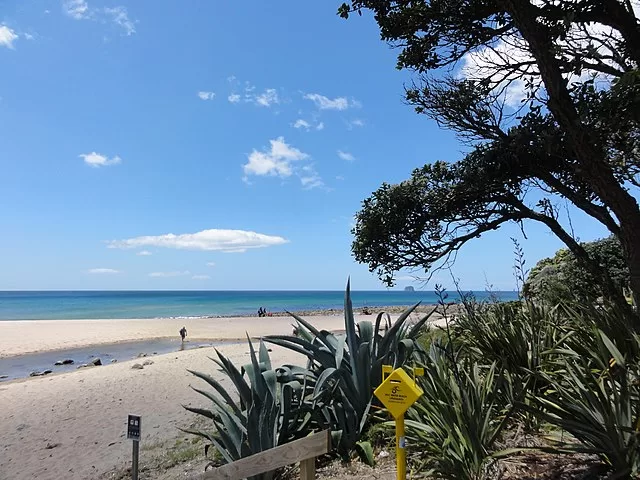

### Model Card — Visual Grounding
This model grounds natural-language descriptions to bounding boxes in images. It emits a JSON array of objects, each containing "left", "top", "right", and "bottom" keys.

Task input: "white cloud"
[
  {"left": 198, "top": 91, "right": 216, "bottom": 100},
  {"left": 149, "top": 271, "right": 190, "bottom": 278},
  {"left": 316, "top": 122, "right": 325, "bottom": 131},
  {"left": 337, "top": 150, "right": 355, "bottom": 162},
  {"left": 63, "top": 0, "right": 90, "bottom": 19},
  {"left": 206, "top": 262, "right": 216, "bottom": 267},
  {"left": 243, "top": 137, "right": 308, "bottom": 178},
  {"left": 0, "top": 26, "right": 18, "bottom": 49},
  {"left": 104, "top": 6, "right": 135, "bottom": 35},
  {"left": 137, "top": 250, "right": 152, "bottom": 256},
  {"left": 88, "top": 268, "right": 120, "bottom": 274},
  {"left": 192, "top": 274, "right": 211, "bottom": 280},
  {"left": 293, "top": 119, "right": 311, "bottom": 130},
  {"left": 303, "top": 93, "right": 359, "bottom": 111},
  {"left": 300, "top": 165, "right": 324, "bottom": 190},
  {"left": 255, "top": 88, "right": 279, "bottom": 107},
  {"left": 108, "top": 228, "right": 289, "bottom": 253},
  {"left": 80, "top": 152, "right": 122, "bottom": 167},
  {"left": 63, "top": 1, "right": 136, "bottom": 36},
  {"left": 347, "top": 119, "right": 365, "bottom": 129},
  {"left": 336, "top": 175, "right": 345, "bottom": 181},
  {"left": 24, "top": 33, "right": 34, "bottom": 41},
  {"left": 228, "top": 93, "right": 241, "bottom": 103}
]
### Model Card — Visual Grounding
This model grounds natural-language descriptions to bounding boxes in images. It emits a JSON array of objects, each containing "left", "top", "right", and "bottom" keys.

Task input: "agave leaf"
[
  {"left": 190, "top": 385, "right": 247, "bottom": 432},
  {"left": 344, "top": 278, "right": 360, "bottom": 379},
  {"left": 335, "top": 334, "right": 347, "bottom": 369},
  {"left": 182, "top": 404, "right": 218, "bottom": 421},
  {"left": 187, "top": 369, "right": 244, "bottom": 419},
  {"left": 259, "top": 339, "right": 272, "bottom": 371},
  {"left": 214, "top": 349, "right": 251, "bottom": 408},
  {"left": 358, "top": 321, "right": 374, "bottom": 344}
]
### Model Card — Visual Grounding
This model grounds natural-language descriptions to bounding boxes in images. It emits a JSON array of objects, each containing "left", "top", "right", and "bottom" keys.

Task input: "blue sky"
[{"left": 0, "top": 1, "right": 612, "bottom": 291}]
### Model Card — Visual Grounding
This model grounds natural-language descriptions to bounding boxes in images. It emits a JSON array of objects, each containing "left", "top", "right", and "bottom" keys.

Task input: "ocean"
[{"left": 0, "top": 290, "right": 519, "bottom": 320}]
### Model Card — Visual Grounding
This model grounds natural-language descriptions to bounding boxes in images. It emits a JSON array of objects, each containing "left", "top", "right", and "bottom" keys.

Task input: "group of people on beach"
[{"left": 257, "top": 307, "right": 271, "bottom": 317}]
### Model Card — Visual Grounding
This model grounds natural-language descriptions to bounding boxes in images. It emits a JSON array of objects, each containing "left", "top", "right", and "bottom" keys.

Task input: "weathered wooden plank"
[{"left": 193, "top": 430, "right": 331, "bottom": 480}]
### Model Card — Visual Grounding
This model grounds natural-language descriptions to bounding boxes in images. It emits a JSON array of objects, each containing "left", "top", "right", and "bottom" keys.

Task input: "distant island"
[{"left": 404, "top": 286, "right": 415, "bottom": 292}]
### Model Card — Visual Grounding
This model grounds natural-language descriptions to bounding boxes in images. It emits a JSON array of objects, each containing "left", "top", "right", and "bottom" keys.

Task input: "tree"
[
  {"left": 524, "top": 236, "right": 630, "bottom": 304},
  {"left": 340, "top": 0, "right": 640, "bottom": 308}
]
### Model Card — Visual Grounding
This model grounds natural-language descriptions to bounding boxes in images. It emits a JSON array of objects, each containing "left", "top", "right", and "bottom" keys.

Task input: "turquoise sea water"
[{"left": 0, "top": 290, "right": 519, "bottom": 320}]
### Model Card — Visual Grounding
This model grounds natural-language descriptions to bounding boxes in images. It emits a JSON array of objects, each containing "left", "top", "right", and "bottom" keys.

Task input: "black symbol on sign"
[{"left": 391, "top": 386, "right": 399, "bottom": 394}]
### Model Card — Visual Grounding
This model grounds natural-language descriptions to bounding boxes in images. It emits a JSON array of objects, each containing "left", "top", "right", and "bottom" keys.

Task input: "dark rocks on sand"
[
  {"left": 90, "top": 358, "right": 102, "bottom": 366},
  {"left": 77, "top": 364, "right": 89, "bottom": 369},
  {"left": 142, "top": 360, "right": 154, "bottom": 366},
  {"left": 131, "top": 363, "right": 144, "bottom": 370},
  {"left": 137, "top": 353, "right": 148, "bottom": 358},
  {"left": 54, "top": 359, "right": 74, "bottom": 366},
  {"left": 0, "top": 375, "right": 8, "bottom": 380},
  {"left": 29, "top": 370, "right": 52, "bottom": 377},
  {"left": 110, "top": 359, "right": 118, "bottom": 363}
]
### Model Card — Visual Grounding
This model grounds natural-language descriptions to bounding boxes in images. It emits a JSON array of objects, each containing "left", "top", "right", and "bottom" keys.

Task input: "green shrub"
[
  {"left": 265, "top": 279, "right": 434, "bottom": 464},
  {"left": 183, "top": 337, "right": 313, "bottom": 480},
  {"left": 406, "top": 346, "right": 517, "bottom": 480}
]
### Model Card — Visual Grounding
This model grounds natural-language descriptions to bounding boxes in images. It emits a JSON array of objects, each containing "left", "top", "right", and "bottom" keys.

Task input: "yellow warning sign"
[{"left": 374, "top": 367, "right": 423, "bottom": 419}]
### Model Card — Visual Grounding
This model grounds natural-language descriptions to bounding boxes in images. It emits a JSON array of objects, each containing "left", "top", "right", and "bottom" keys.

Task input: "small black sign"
[{"left": 127, "top": 414, "right": 141, "bottom": 441}]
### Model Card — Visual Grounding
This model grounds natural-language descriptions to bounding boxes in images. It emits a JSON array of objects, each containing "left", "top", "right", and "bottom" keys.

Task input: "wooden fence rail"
[{"left": 191, "top": 430, "right": 331, "bottom": 480}]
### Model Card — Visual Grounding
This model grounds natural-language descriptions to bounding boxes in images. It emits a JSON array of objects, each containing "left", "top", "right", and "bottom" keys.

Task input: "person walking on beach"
[{"left": 179, "top": 326, "right": 187, "bottom": 342}]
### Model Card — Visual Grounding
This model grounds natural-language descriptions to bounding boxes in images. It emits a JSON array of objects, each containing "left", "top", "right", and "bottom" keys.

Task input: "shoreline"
[
  {"left": 0, "top": 304, "right": 439, "bottom": 322},
  {"left": 0, "top": 306, "right": 440, "bottom": 358}
]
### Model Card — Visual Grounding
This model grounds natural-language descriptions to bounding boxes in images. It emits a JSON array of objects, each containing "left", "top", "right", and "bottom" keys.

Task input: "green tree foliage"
[
  {"left": 524, "top": 236, "right": 630, "bottom": 304},
  {"left": 339, "top": 0, "right": 640, "bottom": 308}
]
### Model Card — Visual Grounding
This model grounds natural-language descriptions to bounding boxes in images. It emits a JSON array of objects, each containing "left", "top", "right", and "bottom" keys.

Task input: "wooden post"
[
  {"left": 299, "top": 457, "right": 315, "bottom": 480},
  {"left": 132, "top": 440, "right": 139, "bottom": 480}
]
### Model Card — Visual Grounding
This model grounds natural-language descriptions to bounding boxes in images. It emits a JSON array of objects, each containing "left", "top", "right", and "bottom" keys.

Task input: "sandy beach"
[{"left": 0, "top": 311, "right": 435, "bottom": 479}]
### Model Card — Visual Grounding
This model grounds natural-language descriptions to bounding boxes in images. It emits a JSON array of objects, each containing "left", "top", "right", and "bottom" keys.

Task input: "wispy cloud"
[
  {"left": 192, "top": 274, "right": 211, "bottom": 280},
  {"left": 299, "top": 165, "right": 324, "bottom": 190},
  {"left": 80, "top": 152, "right": 122, "bottom": 167},
  {"left": 293, "top": 119, "right": 311, "bottom": 130},
  {"left": 254, "top": 88, "right": 279, "bottom": 107},
  {"left": 137, "top": 250, "right": 152, "bottom": 256},
  {"left": 88, "top": 268, "right": 120, "bottom": 274},
  {"left": 0, "top": 26, "right": 18, "bottom": 49},
  {"left": 293, "top": 119, "right": 324, "bottom": 132},
  {"left": 303, "top": 93, "right": 359, "bottom": 111},
  {"left": 108, "top": 229, "right": 289, "bottom": 253},
  {"left": 206, "top": 262, "right": 216, "bottom": 267},
  {"left": 63, "top": 1, "right": 136, "bottom": 36},
  {"left": 228, "top": 81, "right": 280, "bottom": 107},
  {"left": 198, "top": 91, "right": 215, "bottom": 100},
  {"left": 347, "top": 119, "right": 365, "bottom": 130},
  {"left": 337, "top": 150, "right": 355, "bottom": 162},
  {"left": 63, "top": 0, "right": 90, "bottom": 19},
  {"left": 149, "top": 271, "right": 190, "bottom": 278},
  {"left": 104, "top": 6, "right": 135, "bottom": 35},
  {"left": 243, "top": 137, "right": 308, "bottom": 178}
]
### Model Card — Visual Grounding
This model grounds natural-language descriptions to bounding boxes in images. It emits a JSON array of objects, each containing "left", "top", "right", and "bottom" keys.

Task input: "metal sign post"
[
  {"left": 374, "top": 366, "right": 423, "bottom": 480},
  {"left": 127, "top": 414, "right": 141, "bottom": 480}
]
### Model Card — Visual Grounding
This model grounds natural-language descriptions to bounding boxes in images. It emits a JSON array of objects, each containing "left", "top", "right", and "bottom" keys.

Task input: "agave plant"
[
  {"left": 183, "top": 336, "right": 314, "bottom": 480},
  {"left": 405, "top": 344, "right": 517, "bottom": 480},
  {"left": 265, "top": 279, "right": 435, "bottom": 463}
]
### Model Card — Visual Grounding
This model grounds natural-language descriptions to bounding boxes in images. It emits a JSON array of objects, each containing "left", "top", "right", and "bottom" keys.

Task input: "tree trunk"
[
  {"left": 619, "top": 224, "right": 640, "bottom": 308},
  {"left": 501, "top": 0, "right": 640, "bottom": 311}
]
